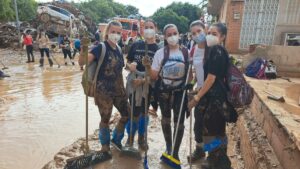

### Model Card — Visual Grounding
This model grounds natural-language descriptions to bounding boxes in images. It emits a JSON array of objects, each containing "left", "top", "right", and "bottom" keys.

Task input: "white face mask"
[
  {"left": 206, "top": 35, "right": 219, "bottom": 47},
  {"left": 144, "top": 29, "right": 155, "bottom": 39},
  {"left": 108, "top": 33, "right": 121, "bottom": 44},
  {"left": 167, "top": 35, "right": 179, "bottom": 46}
]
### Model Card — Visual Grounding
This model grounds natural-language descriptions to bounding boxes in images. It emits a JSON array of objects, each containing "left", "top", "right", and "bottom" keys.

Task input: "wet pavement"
[
  {"left": 0, "top": 49, "right": 241, "bottom": 169},
  {"left": 0, "top": 50, "right": 101, "bottom": 169}
]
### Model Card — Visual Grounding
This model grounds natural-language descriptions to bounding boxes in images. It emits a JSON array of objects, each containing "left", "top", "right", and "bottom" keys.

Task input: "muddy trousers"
[
  {"left": 159, "top": 91, "right": 186, "bottom": 160},
  {"left": 39, "top": 48, "right": 53, "bottom": 66},
  {"left": 194, "top": 100, "right": 205, "bottom": 148},
  {"left": 26, "top": 45, "right": 34, "bottom": 62},
  {"left": 94, "top": 92, "right": 130, "bottom": 151}
]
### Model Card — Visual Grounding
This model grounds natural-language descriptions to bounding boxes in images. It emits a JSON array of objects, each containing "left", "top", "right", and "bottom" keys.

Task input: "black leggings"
[
  {"left": 63, "top": 49, "right": 72, "bottom": 60},
  {"left": 26, "top": 45, "right": 34, "bottom": 60},
  {"left": 158, "top": 90, "right": 187, "bottom": 124}
]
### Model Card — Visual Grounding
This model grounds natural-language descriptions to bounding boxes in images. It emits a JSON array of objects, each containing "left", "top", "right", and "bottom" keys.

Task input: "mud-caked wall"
[{"left": 242, "top": 45, "right": 300, "bottom": 77}]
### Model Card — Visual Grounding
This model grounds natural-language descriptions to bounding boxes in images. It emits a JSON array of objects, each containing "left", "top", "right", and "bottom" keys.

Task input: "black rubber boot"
[
  {"left": 39, "top": 58, "right": 44, "bottom": 67},
  {"left": 161, "top": 118, "right": 172, "bottom": 154},
  {"left": 187, "top": 145, "right": 205, "bottom": 163},
  {"left": 172, "top": 123, "right": 184, "bottom": 161},
  {"left": 31, "top": 56, "right": 35, "bottom": 62},
  {"left": 48, "top": 58, "right": 53, "bottom": 67},
  {"left": 202, "top": 147, "right": 231, "bottom": 169}
]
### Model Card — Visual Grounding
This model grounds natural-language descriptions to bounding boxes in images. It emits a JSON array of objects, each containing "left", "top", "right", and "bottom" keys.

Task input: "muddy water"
[{"left": 0, "top": 61, "right": 102, "bottom": 169}]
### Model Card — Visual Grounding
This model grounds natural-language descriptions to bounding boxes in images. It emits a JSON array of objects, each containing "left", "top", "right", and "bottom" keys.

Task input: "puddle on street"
[{"left": 0, "top": 62, "right": 102, "bottom": 169}]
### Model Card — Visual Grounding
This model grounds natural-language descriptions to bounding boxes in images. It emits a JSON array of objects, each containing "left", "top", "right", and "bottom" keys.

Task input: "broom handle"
[
  {"left": 171, "top": 63, "right": 192, "bottom": 156},
  {"left": 189, "top": 109, "right": 193, "bottom": 169},
  {"left": 144, "top": 43, "right": 149, "bottom": 157},
  {"left": 82, "top": 33, "right": 90, "bottom": 153}
]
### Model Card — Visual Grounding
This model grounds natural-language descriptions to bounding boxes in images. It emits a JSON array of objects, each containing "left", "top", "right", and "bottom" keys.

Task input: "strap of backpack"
[
  {"left": 158, "top": 46, "right": 170, "bottom": 74},
  {"left": 92, "top": 42, "right": 106, "bottom": 83}
]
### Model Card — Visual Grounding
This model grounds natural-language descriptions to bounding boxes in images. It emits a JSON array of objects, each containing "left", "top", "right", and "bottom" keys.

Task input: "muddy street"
[
  {"left": 0, "top": 49, "right": 242, "bottom": 169},
  {"left": 0, "top": 49, "right": 102, "bottom": 169}
]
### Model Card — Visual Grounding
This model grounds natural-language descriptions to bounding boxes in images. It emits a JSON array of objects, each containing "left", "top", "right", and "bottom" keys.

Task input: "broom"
[
  {"left": 64, "top": 33, "right": 111, "bottom": 169},
  {"left": 160, "top": 62, "right": 192, "bottom": 169}
]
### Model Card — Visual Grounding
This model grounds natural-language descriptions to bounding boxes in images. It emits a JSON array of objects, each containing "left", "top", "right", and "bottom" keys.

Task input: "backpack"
[
  {"left": 158, "top": 46, "right": 189, "bottom": 91},
  {"left": 218, "top": 46, "right": 254, "bottom": 108},
  {"left": 245, "top": 58, "right": 265, "bottom": 78}
]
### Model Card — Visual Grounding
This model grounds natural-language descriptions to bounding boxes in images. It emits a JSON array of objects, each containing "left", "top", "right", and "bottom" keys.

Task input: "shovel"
[{"left": 264, "top": 91, "right": 285, "bottom": 103}]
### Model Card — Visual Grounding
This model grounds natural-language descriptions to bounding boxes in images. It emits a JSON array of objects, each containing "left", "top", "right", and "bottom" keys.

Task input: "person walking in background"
[
  {"left": 36, "top": 31, "right": 53, "bottom": 67},
  {"left": 72, "top": 35, "right": 81, "bottom": 59},
  {"left": 22, "top": 32, "right": 34, "bottom": 63},
  {"left": 60, "top": 35, "right": 74, "bottom": 66}
]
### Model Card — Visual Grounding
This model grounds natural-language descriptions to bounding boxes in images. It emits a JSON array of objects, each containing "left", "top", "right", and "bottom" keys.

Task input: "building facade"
[{"left": 208, "top": 0, "right": 300, "bottom": 53}]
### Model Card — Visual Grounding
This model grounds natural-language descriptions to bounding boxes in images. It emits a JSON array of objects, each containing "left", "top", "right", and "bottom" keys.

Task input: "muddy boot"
[
  {"left": 48, "top": 58, "right": 53, "bottom": 67},
  {"left": 99, "top": 127, "right": 110, "bottom": 149},
  {"left": 39, "top": 58, "right": 44, "bottom": 67},
  {"left": 161, "top": 118, "right": 172, "bottom": 155},
  {"left": 111, "top": 128, "right": 125, "bottom": 151},
  {"left": 187, "top": 144, "right": 205, "bottom": 163},
  {"left": 172, "top": 123, "right": 184, "bottom": 161},
  {"left": 138, "top": 115, "right": 149, "bottom": 150},
  {"left": 31, "top": 55, "right": 35, "bottom": 62},
  {"left": 26, "top": 55, "right": 31, "bottom": 63},
  {"left": 125, "top": 119, "right": 138, "bottom": 146},
  {"left": 202, "top": 147, "right": 231, "bottom": 169}
]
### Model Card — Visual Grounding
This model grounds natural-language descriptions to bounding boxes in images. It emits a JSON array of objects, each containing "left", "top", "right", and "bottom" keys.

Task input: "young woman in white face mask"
[
  {"left": 125, "top": 19, "right": 159, "bottom": 150},
  {"left": 78, "top": 20, "right": 131, "bottom": 159},
  {"left": 143, "top": 24, "right": 189, "bottom": 162},
  {"left": 188, "top": 23, "right": 235, "bottom": 169}
]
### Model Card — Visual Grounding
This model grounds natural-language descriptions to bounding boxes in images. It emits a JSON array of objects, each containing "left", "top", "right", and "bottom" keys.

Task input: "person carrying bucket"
[
  {"left": 125, "top": 19, "right": 159, "bottom": 150},
  {"left": 78, "top": 20, "right": 130, "bottom": 159}
]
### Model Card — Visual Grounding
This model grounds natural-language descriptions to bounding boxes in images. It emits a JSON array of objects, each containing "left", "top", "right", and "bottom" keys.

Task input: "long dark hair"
[{"left": 211, "top": 22, "right": 227, "bottom": 45}]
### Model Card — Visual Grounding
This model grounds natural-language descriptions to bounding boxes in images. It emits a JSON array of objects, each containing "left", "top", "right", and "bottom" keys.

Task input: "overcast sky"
[{"left": 36, "top": 0, "right": 200, "bottom": 17}]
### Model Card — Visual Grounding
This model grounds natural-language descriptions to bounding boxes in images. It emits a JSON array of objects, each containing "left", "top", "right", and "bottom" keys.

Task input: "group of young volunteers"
[
  {"left": 21, "top": 32, "right": 81, "bottom": 67},
  {"left": 78, "top": 19, "right": 234, "bottom": 169}
]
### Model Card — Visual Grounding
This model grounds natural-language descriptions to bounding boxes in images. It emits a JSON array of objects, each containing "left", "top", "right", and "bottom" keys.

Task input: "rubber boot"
[
  {"left": 202, "top": 147, "right": 231, "bottom": 169},
  {"left": 172, "top": 123, "right": 185, "bottom": 161},
  {"left": 26, "top": 55, "right": 30, "bottom": 63},
  {"left": 125, "top": 119, "right": 138, "bottom": 146},
  {"left": 138, "top": 115, "right": 149, "bottom": 150},
  {"left": 39, "top": 58, "right": 44, "bottom": 67},
  {"left": 111, "top": 128, "right": 125, "bottom": 151},
  {"left": 48, "top": 58, "right": 53, "bottom": 67},
  {"left": 161, "top": 118, "right": 172, "bottom": 155},
  {"left": 31, "top": 55, "right": 35, "bottom": 62},
  {"left": 187, "top": 144, "right": 206, "bottom": 163},
  {"left": 99, "top": 127, "right": 110, "bottom": 152}
]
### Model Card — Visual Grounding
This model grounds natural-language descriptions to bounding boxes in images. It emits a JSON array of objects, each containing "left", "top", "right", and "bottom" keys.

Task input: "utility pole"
[{"left": 13, "top": 0, "right": 21, "bottom": 47}]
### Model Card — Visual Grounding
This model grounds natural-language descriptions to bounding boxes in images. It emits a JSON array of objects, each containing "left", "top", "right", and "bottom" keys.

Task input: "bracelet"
[{"left": 193, "top": 95, "right": 200, "bottom": 102}]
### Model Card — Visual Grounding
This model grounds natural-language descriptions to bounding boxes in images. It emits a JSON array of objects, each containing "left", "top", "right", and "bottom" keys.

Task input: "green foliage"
[
  {"left": 166, "top": 2, "right": 201, "bottom": 24},
  {"left": 0, "top": 0, "right": 14, "bottom": 21},
  {"left": 0, "top": 0, "right": 37, "bottom": 22},
  {"left": 13, "top": 0, "right": 38, "bottom": 21},
  {"left": 151, "top": 2, "right": 203, "bottom": 33},
  {"left": 76, "top": 0, "right": 141, "bottom": 23},
  {"left": 152, "top": 8, "right": 189, "bottom": 33},
  {"left": 125, "top": 5, "right": 139, "bottom": 16}
]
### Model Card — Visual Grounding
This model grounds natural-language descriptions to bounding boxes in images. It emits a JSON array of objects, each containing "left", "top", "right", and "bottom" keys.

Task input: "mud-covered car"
[{"left": 37, "top": 4, "right": 75, "bottom": 26}]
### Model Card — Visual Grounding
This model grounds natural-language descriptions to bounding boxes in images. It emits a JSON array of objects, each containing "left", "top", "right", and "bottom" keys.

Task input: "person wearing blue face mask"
[
  {"left": 188, "top": 23, "right": 234, "bottom": 169},
  {"left": 187, "top": 20, "right": 208, "bottom": 163}
]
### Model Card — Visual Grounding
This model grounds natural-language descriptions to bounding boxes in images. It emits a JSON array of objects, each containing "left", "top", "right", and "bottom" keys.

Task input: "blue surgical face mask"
[{"left": 193, "top": 32, "right": 206, "bottom": 44}]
